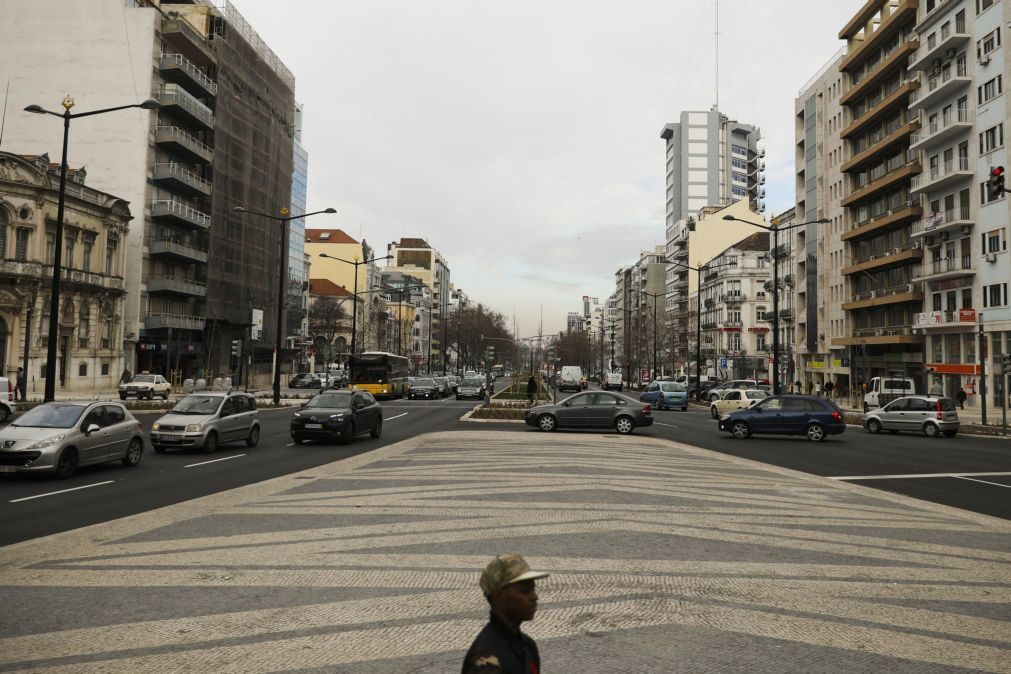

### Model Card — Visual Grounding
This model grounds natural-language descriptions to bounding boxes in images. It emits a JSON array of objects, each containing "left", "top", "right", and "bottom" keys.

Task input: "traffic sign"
[{"left": 719, "top": 357, "right": 728, "bottom": 369}]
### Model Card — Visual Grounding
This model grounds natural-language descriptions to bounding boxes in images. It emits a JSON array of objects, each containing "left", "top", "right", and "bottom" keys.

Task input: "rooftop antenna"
[{"left": 714, "top": 0, "right": 720, "bottom": 110}]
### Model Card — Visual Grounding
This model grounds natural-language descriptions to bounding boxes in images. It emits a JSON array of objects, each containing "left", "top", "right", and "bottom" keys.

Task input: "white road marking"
[
  {"left": 384, "top": 413, "right": 408, "bottom": 421},
  {"left": 184, "top": 454, "right": 246, "bottom": 468},
  {"left": 9, "top": 481, "right": 114, "bottom": 503},
  {"left": 955, "top": 476, "right": 1011, "bottom": 489},
  {"left": 828, "top": 471, "right": 1011, "bottom": 481},
  {"left": 285, "top": 443, "right": 297, "bottom": 447},
  {"left": 653, "top": 422, "right": 679, "bottom": 428}
]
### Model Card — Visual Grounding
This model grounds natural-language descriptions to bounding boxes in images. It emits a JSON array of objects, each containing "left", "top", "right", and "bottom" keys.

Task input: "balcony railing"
[
  {"left": 924, "top": 255, "right": 973, "bottom": 275},
  {"left": 909, "top": 62, "right": 970, "bottom": 107},
  {"left": 149, "top": 237, "right": 209, "bottom": 263},
  {"left": 914, "top": 308, "right": 977, "bottom": 327},
  {"left": 913, "top": 205, "right": 972, "bottom": 236},
  {"left": 145, "top": 313, "right": 207, "bottom": 332},
  {"left": 152, "top": 162, "right": 212, "bottom": 196},
  {"left": 911, "top": 156, "right": 971, "bottom": 192},
  {"left": 910, "top": 107, "right": 972, "bottom": 148},
  {"left": 150, "top": 200, "right": 211, "bottom": 230},
  {"left": 158, "top": 84, "right": 215, "bottom": 129},
  {"left": 720, "top": 292, "right": 746, "bottom": 302},
  {"left": 159, "top": 53, "right": 218, "bottom": 96},
  {"left": 154, "top": 125, "right": 214, "bottom": 163}
]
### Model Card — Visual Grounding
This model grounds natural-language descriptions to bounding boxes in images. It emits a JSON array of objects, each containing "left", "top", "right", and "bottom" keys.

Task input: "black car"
[
  {"left": 456, "top": 378, "right": 486, "bottom": 400},
  {"left": 717, "top": 395, "right": 846, "bottom": 442},
  {"left": 408, "top": 378, "right": 439, "bottom": 400},
  {"left": 290, "top": 390, "right": 383, "bottom": 445},
  {"left": 524, "top": 391, "right": 653, "bottom": 435}
]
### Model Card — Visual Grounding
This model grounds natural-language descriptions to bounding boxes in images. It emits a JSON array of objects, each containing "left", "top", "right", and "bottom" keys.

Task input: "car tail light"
[
  {"left": 6, "top": 380, "right": 11, "bottom": 401},
  {"left": 642, "top": 404, "right": 651, "bottom": 416},
  {"left": 831, "top": 410, "right": 841, "bottom": 422},
  {"left": 936, "top": 400, "right": 943, "bottom": 420}
]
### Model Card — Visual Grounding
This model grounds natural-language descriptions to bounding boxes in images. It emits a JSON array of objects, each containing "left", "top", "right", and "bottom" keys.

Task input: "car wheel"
[
  {"left": 710, "top": 406, "right": 719, "bottom": 419},
  {"left": 943, "top": 429, "right": 958, "bottom": 437},
  {"left": 202, "top": 431, "right": 218, "bottom": 454},
  {"left": 370, "top": 421, "right": 382, "bottom": 439},
  {"left": 153, "top": 445, "right": 166, "bottom": 454},
  {"left": 122, "top": 437, "right": 143, "bottom": 467},
  {"left": 119, "top": 394, "right": 127, "bottom": 401},
  {"left": 54, "top": 448, "right": 79, "bottom": 479},
  {"left": 710, "top": 393, "right": 720, "bottom": 402},
  {"left": 923, "top": 422, "right": 940, "bottom": 438},
  {"left": 147, "top": 391, "right": 155, "bottom": 401},
  {"left": 614, "top": 416, "right": 634, "bottom": 435},
  {"left": 866, "top": 419, "right": 882, "bottom": 434},
  {"left": 246, "top": 425, "right": 260, "bottom": 447},
  {"left": 537, "top": 414, "right": 557, "bottom": 432},
  {"left": 162, "top": 391, "right": 170, "bottom": 400},
  {"left": 806, "top": 423, "right": 826, "bottom": 442},
  {"left": 340, "top": 421, "right": 355, "bottom": 445},
  {"left": 730, "top": 421, "right": 750, "bottom": 439}
]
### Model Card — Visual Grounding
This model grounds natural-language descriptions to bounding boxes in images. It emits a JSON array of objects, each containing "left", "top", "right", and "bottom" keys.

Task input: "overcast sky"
[{"left": 232, "top": 0, "right": 859, "bottom": 336}]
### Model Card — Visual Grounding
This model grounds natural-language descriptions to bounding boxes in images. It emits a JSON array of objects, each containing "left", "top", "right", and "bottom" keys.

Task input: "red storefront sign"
[
  {"left": 926, "top": 363, "right": 980, "bottom": 375},
  {"left": 958, "top": 308, "right": 976, "bottom": 322},
  {"left": 748, "top": 327, "right": 770, "bottom": 332}
]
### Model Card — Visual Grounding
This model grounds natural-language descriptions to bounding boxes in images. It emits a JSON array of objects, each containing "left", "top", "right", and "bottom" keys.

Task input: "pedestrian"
[
  {"left": 956, "top": 386, "right": 967, "bottom": 410},
  {"left": 824, "top": 380, "right": 834, "bottom": 399},
  {"left": 794, "top": 380, "right": 801, "bottom": 394},
  {"left": 815, "top": 383, "right": 822, "bottom": 397},
  {"left": 462, "top": 554, "right": 549, "bottom": 674},
  {"left": 120, "top": 367, "right": 132, "bottom": 385},
  {"left": 929, "top": 379, "right": 943, "bottom": 397},
  {"left": 807, "top": 380, "right": 813, "bottom": 395},
  {"left": 526, "top": 375, "right": 536, "bottom": 406},
  {"left": 15, "top": 367, "right": 25, "bottom": 402}
]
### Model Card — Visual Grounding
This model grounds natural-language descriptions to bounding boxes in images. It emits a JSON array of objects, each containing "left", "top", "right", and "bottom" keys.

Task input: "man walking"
[
  {"left": 526, "top": 375, "right": 537, "bottom": 406},
  {"left": 956, "top": 387, "right": 967, "bottom": 410},
  {"left": 15, "top": 367, "right": 25, "bottom": 402},
  {"left": 824, "top": 380, "right": 834, "bottom": 400},
  {"left": 462, "top": 554, "right": 549, "bottom": 674},
  {"left": 120, "top": 367, "right": 132, "bottom": 385}
]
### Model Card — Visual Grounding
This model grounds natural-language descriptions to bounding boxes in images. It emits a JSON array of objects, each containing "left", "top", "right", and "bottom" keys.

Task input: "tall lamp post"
[
  {"left": 25, "top": 95, "right": 160, "bottom": 401},
  {"left": 372, "top": 283, "right": 427, "bottom": 356},
  {"left": 234, "top": 206, "right": 336, "bottom": 405},
  {"left": 318, "top": 253, "right": 392, "bottom": 359},
  {"left": 723, "top": 214, "right": 829, "bottom": 394}
]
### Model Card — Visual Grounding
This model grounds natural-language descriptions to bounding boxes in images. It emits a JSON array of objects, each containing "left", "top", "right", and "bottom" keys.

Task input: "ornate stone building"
[{"left": 0, "top": 152, "right": 130, "bottom": 395}]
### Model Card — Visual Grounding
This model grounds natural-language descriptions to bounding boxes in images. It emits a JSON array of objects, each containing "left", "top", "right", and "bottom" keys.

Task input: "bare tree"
[{"left": 309, "top": 297, "right": 348, "bottom": 368}]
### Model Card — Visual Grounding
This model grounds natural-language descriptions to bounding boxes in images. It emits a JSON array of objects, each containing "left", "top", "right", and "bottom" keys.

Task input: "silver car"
[
  {"left": 150, "top": 391, "right": 260, "bottom": 453},
  {"left": 862, "top": 395, "right": 959, "bottom": 437},
  {"left": 0, "top": 401, "right": 145, "bottom": 478}
]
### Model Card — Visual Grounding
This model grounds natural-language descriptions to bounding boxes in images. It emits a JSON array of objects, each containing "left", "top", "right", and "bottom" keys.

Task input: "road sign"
[
  {"left": 641, "top": 368, "right": 649, "bottom": 383},
  {"left": 719, "top": 357, "right": 728, "bottom": 369}
]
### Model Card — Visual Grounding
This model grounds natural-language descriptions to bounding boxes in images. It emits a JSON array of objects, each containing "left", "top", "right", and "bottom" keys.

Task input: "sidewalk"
[{"left": 1, "top": 431, "right": 1009, "bottom": 672}]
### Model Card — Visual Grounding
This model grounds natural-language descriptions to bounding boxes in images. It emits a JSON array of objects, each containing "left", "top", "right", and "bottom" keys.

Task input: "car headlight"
[
  {"left": 26, "top": 434, "right": 65, "bottom": 449},
  {"left": 151, "top": 423, "right": 160, "bottom": 431},
  {"left": 329, "top": 414, "right": 343, "bottom": 420},
  {"left": 185, "top": 424, "right": 202, "bottom": 433},
  {"left": 292, "top": 412, "right": 301, "bottom": 419},
  {"left": 719, "top": 414, "right": 730, "bottom": 421}
]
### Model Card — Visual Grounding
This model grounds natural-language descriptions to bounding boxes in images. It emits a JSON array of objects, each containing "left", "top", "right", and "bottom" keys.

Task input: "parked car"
[
  {"left": 456, "top": 378, "right": 486, "bottom": 400},
  {"left": 119, "top": 373, "right": 172, "bottom": 400},
  {"left": 290, "top": 390, "right": 383, "bottom": 445},
  {"left": 863, "top": 376, "right": 916, "bottom": 411},
  {"left": 706, "top": 379, "right": 760, "bottom": 402},
  {"left": 288, "top": 373, "right": 318, "bottom": 389},
  {"left": 640, "top": 381, "right": 689, "bottom": 411},
  {"left": 524, "top": 391, "right": 653, "bottom": 434},
  {"left": 0, "top": 401, "right": 144, "bottom": 478},
  {"left": 862, "top": 395, "right": 959, "bottom": 437},
  {"left": 717, "top": 395, "right": 845, "bottom": 442},
  {"left": 408, "top": 378, "right": 439, "bottom": 400},
  {"left": 710, "top": 389, "right": 769, "bottom": 418},
  {"left": 691, "top": 380, "right": 719, "bottom": 400},
  {"left": 150, "top": 391, "right": 260, "bottom": 453},
  {"left": 0, "top": 376, "right": 16, "bottom": 422},
  {"left": 432, "top": 377, "right": 451, "bottom": 397}
]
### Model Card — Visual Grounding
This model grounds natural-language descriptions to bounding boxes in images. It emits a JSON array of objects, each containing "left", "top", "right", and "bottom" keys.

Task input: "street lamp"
[
  {"left": 722, "top": 214, "right": 829, "bottom": 394},
  {"left": 372, "top": 283, "right": 428, "bottom": 356},
  {"left": 25, "top": 95, "right": 160, "bottom": 401},
  {"left": 233, "top": 206, "right": 336, "bottom": 405},
  {"left": 631, "top": 289, "right": 664, "bottom": 381},
  {"left": 318, "top": 253, "right": 392, "bottom": 360}
]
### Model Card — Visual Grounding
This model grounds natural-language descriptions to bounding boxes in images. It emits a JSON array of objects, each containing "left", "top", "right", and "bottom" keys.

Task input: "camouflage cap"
[{"left": 479, "top": 554, "right": 549, "bottom": 595}]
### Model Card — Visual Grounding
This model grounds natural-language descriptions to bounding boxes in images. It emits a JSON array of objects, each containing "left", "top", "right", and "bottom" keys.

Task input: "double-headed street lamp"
[
  {"left": 233, "top": 206, "right": 336, "bottom": 405},
  {"left": 318, "top": 253, "right": 393, "bottom": 359},
  {"left": 722, "top": 214, "right": 829, "bottom": 394},
  {"left": 25, "top": 95, "right": 160, "bottom": 401},
  {"left": 372, "top": 283, "right": 428, "bottom": 356}
]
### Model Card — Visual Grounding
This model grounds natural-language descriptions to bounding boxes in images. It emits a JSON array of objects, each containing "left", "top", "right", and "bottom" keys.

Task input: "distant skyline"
[{"left": 232, "top": 0, "right": 861, "bottom": 335}]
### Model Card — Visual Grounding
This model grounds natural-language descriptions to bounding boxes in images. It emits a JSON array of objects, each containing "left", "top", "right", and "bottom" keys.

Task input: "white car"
[
  {"left": 710, "top": 389, "right": 768, "bottom": 419},
  {"left": 119, "top": 373, "right": 172, "bottom": 400},
  {"left": 0, "top": 376, "right": 16, "bottom": 422}
]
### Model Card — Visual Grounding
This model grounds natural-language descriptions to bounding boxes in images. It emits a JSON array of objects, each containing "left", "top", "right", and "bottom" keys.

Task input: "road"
[{"left": 2, "top": 391, "right": 1009, "bottom": 547}]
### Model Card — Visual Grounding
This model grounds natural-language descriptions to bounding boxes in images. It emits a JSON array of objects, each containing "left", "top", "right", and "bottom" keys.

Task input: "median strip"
[
  {"left": 829, "top": 471, "right": 1011, "bottom": 481},
  {"left": 184, "top": 455, "right": 246, "bottom": 468},
  {"left": 9, "top": 481, "right": 114, "bottom": 503}
]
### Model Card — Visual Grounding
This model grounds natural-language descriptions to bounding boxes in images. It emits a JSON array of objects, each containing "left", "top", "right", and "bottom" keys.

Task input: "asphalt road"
[{"left": 2, "top": 391, "right": 1009, "bottom": 547}]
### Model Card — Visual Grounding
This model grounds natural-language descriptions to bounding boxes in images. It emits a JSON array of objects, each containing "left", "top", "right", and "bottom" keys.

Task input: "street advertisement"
[{"left": 251, "top": 309, "right": 264, "bottom": 341}]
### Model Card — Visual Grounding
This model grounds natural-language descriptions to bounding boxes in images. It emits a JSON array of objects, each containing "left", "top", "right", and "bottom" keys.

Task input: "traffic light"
[
  {"left": 231, "top": 339, "right": 242, "bottom": 359},
  {"left": 987, "top": 166, "right": 1006, "bottom": 200},
  {"left": 1001, "top": 354, "right": 1011, "bottom": 375}
]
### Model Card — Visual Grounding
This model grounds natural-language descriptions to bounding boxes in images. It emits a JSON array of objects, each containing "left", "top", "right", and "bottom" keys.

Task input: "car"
[
  {"left": 706, "top": 379, "right": 760, "bottom": 402},
  {"left": 558, "top": 366, "right": 583, "bottom": 392},
  {"left": 640, "top": 381, "right": 689, "bottom": 411},
  {"left": 692, "top": 380, "right": 719, "bottom": 400},
  {"left": 603, "top": 372, "right": 624, "bottom": 391},
  {"left": 862, "top": 395, "right": 959, "bottom": 437},
  {"left": 432, "top": 377, "right": 451, "bottom": 397},
  {"left": 0, "top": 401, "right": 144, "bottom": 478},
  {"left": 710, "top": 389, "right": 769, "bottom": 418},
  {"left": 717, "top": 395, "right": 846, "bottom": 442},
  {"left": 446, "top": 375, "right": 461, "bottom": 393},
  {"left": 0, "top": 376, "right": 16, "bottom": 422},
  {"left": 288, "top": 372, "right": 318, "bottom": 389},
  {"left": 524, "top": 391, "right": 653, "bottom": 434},
  {"left": 456, "top": 378, "right": 486, "bottom": 400},
  {"left": 149, "top": 391, "right": 260, "bottom": 453},
  {"left": 408, "top": 378, "right": 439, "bottom": 400},
  {"left": 119, "top": 373, "right": 171, "bottom": 400},
  {"left": 290, "top": 389, "right": 383, "bottom": 445}
]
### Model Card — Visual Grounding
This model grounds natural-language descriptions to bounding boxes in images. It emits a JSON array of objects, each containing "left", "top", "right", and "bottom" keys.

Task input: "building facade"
[{"left": 385, "top": 238, "right": 449, "bottom": 373}]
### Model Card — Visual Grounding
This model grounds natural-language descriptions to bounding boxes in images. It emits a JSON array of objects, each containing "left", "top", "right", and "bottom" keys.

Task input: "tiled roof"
[
  {"left": 309, "top": 278, "right": 358, "bottom": 297},
  {"left": 305, "top": 229, "right": 358, "bottom": 244}
]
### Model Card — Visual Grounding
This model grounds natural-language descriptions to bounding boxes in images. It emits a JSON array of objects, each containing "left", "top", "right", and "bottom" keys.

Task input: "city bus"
[{"left": 347, "top": 351, "right": 410, "bottom": 399}]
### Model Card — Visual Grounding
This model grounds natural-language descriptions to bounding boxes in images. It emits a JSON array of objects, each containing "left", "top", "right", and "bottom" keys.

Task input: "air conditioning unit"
[
  {"left": 874, "top": 329, "right": 885, "bottom": 336},
  {"left": 925, "top": 235, "right": 934, "bottom": 245},
  {"left": 940, "top": 231, "right": 950, "bottom": 241},
  {"left": 912, "top": 241, "right": 921, "bottom": 249},
  {"left": 986, "top": 252, "right": 998, "bottom": 262},
  {"left": 870, "top": 290, "right": 879, "bottom": 298},
  {"left": 961, "top": 225, "right": 972, "bottom": 235},
  {"left": 980, "top": 55, "right": 991, "bottom": 65},
  {"left": 907, "top": 283, "right": 917, "bottom": 292}
]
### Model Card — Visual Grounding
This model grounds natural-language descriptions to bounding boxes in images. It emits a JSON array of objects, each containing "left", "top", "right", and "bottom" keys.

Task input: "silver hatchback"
[
  {"left": 0, "top": 401, "right": 145, "bottom": 478},
  {"left": 862, "top": 395, "right": 960, "bottom": 437},
  {"left": 150, "top": 392, "right": 260, "bottom": 453}
]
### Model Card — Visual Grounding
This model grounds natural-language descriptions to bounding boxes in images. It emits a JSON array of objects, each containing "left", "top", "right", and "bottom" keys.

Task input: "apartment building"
[
  {"left": 288, "top": 103, "right": 309, "bottom": 342},
  {"left": 385, "top": 238, "right": 450, "bottom": 372},
  {"left": 630, "top": 246, "right": 668, "bottom": 378},
  {"left": 837, "top": 0, "right": 924, "bottom": 391},
  {"left": 795, "top": 49, "right": 850, "bottom": 394}
]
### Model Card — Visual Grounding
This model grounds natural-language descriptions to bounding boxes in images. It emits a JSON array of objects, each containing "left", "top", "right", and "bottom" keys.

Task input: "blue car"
[
  {"left": 717, "top": 395, "right": 846, "bottom": 442},
  {"left": 640, "top": 381, "right": 689, "bottom": 411}
]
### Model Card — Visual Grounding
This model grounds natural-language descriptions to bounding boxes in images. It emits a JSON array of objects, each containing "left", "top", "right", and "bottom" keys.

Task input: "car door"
[
  {"left": 880, "top": 398, "right": 910, "bottom": 431},
  {"left": 101, "top": 404, "right": 132, "bottom": 459},
  {"left": 77, "top": 405, "right": 110, "bottom": 465},
  {"left": 555, "top": 393, "right": 595, "bottom": 428},
  {"left": 361, "top": 392, "right": 381, "bottom": 430},
  {"left": 749, "top": 397, "right": 782, "bottom": 432},
  {"left": 906, "top": 397, "right": 932, "bottom": 430},
  {"left": 230, "top": 395, "right": 253, "bottom": 439},
  {"left": 719, "top": 390, "right": 742, "bottom": 414},
  {"left": 779, "top": 398, "right": 811, "bottom": 434},
  {"left": 219, "top": 397, "right": 242, "bottom": 443}
]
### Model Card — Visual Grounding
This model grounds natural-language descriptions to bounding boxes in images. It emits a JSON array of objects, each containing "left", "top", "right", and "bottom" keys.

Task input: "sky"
[{"left": 230, "top": 0, "right": 860, "bottom": 336}]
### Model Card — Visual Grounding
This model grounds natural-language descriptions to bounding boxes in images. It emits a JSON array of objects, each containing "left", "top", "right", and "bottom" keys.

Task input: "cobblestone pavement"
[{"left": 1, "top": 432, "right": 1009, "bottom": 672}]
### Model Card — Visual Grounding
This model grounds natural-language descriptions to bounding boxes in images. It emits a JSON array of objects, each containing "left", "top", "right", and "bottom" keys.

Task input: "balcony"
[
  {"left": 0, "top": 259, "right": 44, "bottom": 280},
  {"left": 909, "top": 107, "right": 973, "bottom": 151},
  {"left": 841, "top": 38, "right": 919, "bottom": 106},
  {"left": 914, "top": 308, "right": 978, "bottom": 329},
  {"left": 701, "top": 321, "right": 718, "bottom": 330},
  {"left": 784, "top": 274, "right": 795, "bottom": 286},
  {"left": 842, "top": 244, "right": 923, "bottom": 276},
  {"left": 839, "top": 0, "right": 919, "bottom": 69},
  {"left": 911, "top": 205, "right": 972, "bottom": 239},
  {"left": 719, "top": 321, "right": 743, "bottom": 329},
  {"left": 147, "top": 275, "right": 207, "bottom": 297},
  {"left": 704, "top": 298, "right": 715, "bottom": 308},
  {"left": 841, "top": 119, "right": 920, "bottom": 173},
  {"left": 721, "top": 292, "right": 746, "bottom": 302},
  {"left": 158, "top": 53, "right": 217, "bottom": 98},
  {"left": 842, "top": 204, "right": 922, "bottom": 241},
  {"left": 154, "top": 126, "right": 213, "bottom": 164},
  {"left": 908, "top": 19, "right": 970, "bottom": 72},
  {"left": 158, "top": 84, "right": 215, "bottom": 130},
  {"left": 841, "top": 80, "right": 919, "bottom": 140},
  {"left": 149, "top": 237, "right": 208, "bottom": 263},
  {"left": 842, "top": 284, "right": 924, "bottom": 311},
  {"left": 913, "top": 254, "right": 974, "bottom": 282},
  {"left": 151, "top": 200, "right": 210, "bottom": 230},
  {"left": 60, "top": 268, "right": 125, "bottom": 292},
  {"left": 145, "top": 313, "right": 206, "bottom": 332},
  {"left": 840, "top": 159, "right": 922, "bottom": 207},
  {"left": 910, "top": 156, "right": 972, "bottom": 194},
  {"left": 778, "top": 308, "right": 794, "bottom": 322},
  {"left": 909, "top": 66, "right": 971, "bottom": 111},
  {"left": 152, "top": 163, "right": 212, "bottom": 197},
  {"left": 161, "top": 18, "right": 216, "bottom": 66}
]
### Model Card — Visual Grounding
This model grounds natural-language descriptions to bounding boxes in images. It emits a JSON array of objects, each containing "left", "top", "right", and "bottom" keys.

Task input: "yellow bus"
[{"left": 347, "top": 351, "right": 410, "bottom": 399}]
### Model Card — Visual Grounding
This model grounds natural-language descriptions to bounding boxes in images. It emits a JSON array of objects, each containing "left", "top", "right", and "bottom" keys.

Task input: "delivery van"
[
  {"left": 864, "top": 376, "right": 916, "bottom": 411},
  {"left": 604, "top": 372, "right": 623, "bottom": 391},
  {"left": 559, "top": 365, "right": 583, "bottom": 392}
]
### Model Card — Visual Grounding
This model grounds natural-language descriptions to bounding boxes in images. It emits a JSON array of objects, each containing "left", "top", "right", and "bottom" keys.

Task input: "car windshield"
[
  {"left": 464, "top": 379, "right": 484, "bottom": 386},
  {"left": 745, "top": 390, "right": 768, "bottom": 400},
  {"left": 660, "top": 383, "right": 685, "bottom": 392},
  {"left": 306, "top": 392, "right": 353, "bottom": 408},
  {"left": 11, "top": 403, "right": 86, "bottom": 429},
  {"left": 171, "top": 395, "right": 224, "bottom": 415},
  {"left": 413, "top": 379, "right": 436, "bottom": 387},
  {"left": 132, "top": 375, "right": 156, "bottom": 383},
  {"left": 433, "top": 378, "right": 447, "bottom": 384}
]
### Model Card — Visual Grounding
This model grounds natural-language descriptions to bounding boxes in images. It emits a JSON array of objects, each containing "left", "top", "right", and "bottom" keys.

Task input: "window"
[
  {"left": 977, "top": 0, "right": 995, "bottom": 15},
  {"left": 78, "top": 305, "right": 90, "bottom": 348},
  {"left": 105, "top": 239, "right": 117, "bottom": 275},
  {"left": 82, "top": 237, "right": 94, "bottom": 271},
  {"left": 983, "top": 283, "right": 1008, "bottom": 307},
  {"left": 0, "top": 226, "right": 6, "bottom": 258},
  {"left": 977, "top": 28, "right": 1001, "bottom": 58},
  {"left": 979, "top": 123, "right": 1004, "bottom": 154},
  {"left": 984, "top": 229, "right": 1004, "bottom": 253},
  {"left": 731, "top": 158, "right": 747, "bottom": 170},
  {"left": 15, "top": 229, "right": 29, "bottom": 261},
  {"left": 78, "top": 362, "right": 88, "bottom": 377},
  {"left": 978, "top": 75, "right": 1002, "bottom": 104},
  {"left": 731, "top": 144, "right": 748, "bottom": 157},
  {"left": 101, "top": 363, "right": 110, "bottom": 376},
  {"left": 64, "top": 236, "right": 75, "bottom": 268},
  {"left": 45, "top": 236, "right": 55, "bottom": 264}
]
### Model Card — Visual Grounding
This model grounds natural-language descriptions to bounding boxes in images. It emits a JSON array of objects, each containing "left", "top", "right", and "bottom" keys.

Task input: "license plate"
[
  {"left": 161, "top": 434, "right": 182, "bottom": 442},
  {"left": 0, "top": 465, "right": 16, "bottom": 473},
  {"left": 304, "top": 423, "right": 323, "bottom": 429}
]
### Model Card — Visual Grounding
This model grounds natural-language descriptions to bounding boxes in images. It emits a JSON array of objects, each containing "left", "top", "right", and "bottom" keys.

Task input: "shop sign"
[
  {"left": 958, "top": 308, "right": 976, "bottom": 322},
  {"left": 748, "top": 327, "right": 769, "bottom": 332}
]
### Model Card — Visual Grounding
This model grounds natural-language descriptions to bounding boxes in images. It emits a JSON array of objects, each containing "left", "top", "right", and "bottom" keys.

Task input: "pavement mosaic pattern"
[{"left": 0, "top": 431, "right": 1009, "bottom": 673}]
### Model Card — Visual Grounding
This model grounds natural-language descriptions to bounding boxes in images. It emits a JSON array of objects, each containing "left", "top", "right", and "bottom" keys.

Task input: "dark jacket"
[
  {"left": 462, "top": 612, "right": 540, "bottom": 674},
  {"left": 526, "top": 378, "right": 537, "bottom": 394}
]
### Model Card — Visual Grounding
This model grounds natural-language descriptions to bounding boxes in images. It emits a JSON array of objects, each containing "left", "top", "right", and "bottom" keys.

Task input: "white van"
[
  {"left": 604, "top": 372, "right": 623, "bottom": 391},
  {"left": 864, "top": 376, "right": 916, "bottom": 411},
  {"left": 559, "top": 365, "right": 583, "bottom": 392}
]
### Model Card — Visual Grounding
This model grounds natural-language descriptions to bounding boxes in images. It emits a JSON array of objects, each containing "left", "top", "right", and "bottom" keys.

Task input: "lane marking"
[
  {"left": 184, "top": 454, "right": 246, "bottom": 468},
  {"left": 829, "top": 470, "right": 1011, "bottom": 481},
  {"left": 653, "top": 422, "right": 679, "bottom": 428},
  {"left": 285, "top": 443, "right": 297, "bottom": 447},
  {"left": 955, "top": 476, "right": 1011, "bottom": 489},
  {"left": 384, "top": 413, "right": 408, "bottom": 421},
  {"left": 10, "top": 481, "right": 114, "bottom": 503}
]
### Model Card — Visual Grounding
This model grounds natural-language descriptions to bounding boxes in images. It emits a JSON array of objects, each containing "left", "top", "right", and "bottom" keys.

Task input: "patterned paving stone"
[{"left": 0, "top": 431, "right": 1008, "bottom": 673}]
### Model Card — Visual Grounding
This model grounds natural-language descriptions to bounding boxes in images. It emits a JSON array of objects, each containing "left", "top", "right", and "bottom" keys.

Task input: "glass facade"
[{"left": 287, "top": 140, "right": 309, "bottom": 338}]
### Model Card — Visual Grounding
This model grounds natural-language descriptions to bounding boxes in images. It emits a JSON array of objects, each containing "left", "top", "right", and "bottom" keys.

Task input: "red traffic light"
[{"left": 991, "top": 166, "right": 1005, "bottom": 178}]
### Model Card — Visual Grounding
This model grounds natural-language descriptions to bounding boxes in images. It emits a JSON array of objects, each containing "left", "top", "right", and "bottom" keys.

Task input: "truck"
[
  {"left": 559, "top": 365, "right": 583, "bottom": 392},
  {"left": 604, "top": 372, "right": 623, "bottom": 391},
  {"left": 863, "top": 376, "right": 916, "bottom": 411}
]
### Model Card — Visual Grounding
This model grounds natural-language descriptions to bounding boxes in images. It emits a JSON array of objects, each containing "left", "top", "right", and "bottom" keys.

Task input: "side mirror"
[
  {"left": 86, "top": 423, "right": 100, "bottom": 434},
  {"left": 562, "top": 401, "right": 570, "bottom": 407},
  {"left": 753, "top": 407, "right": 763, "bottom": 413}
]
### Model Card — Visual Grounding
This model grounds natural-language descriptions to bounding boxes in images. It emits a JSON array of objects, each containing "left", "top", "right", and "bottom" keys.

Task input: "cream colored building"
[{"left": 0, "top": 152, "right": 130, "bottom": 395}]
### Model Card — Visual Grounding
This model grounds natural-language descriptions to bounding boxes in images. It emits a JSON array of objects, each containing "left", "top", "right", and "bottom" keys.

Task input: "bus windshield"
[{"left": 350, "top": 365, "right": 388, "bottom": 383}]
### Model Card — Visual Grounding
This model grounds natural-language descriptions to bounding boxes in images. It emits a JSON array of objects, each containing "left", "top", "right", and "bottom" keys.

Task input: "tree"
[{"left": 309, "top": 297, "right": 348, "bottom": 367}]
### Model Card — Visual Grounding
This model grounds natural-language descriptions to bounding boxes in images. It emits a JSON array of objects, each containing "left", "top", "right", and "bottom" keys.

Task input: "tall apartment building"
[
  {"left": 795, "top": 49, "right": 849, "bottom": 394},
  {"left": 630, "top": 245, "right": 668, "bottom": 377},
  {"left": 2, "top": 0, "right": 297, "bottom": 386},
  {"left": 566, "top": 312, "right": 583, "bottom": 333},
  {"left": 288, "top": 103, "right": 309, "bottom": 342},
  {"left": 837, "top": 0, "right": 924, "bottom": 391},
  {"left": 660, "top": 109, "right": 764, "bottom": 364},
  {"left": 385, "top": 238, "right": 450, "bottom": 373}
]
